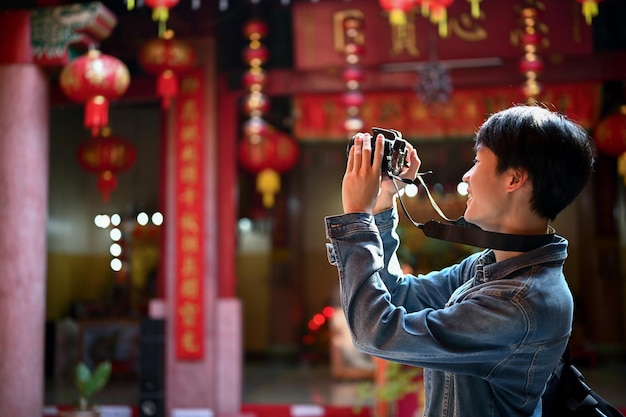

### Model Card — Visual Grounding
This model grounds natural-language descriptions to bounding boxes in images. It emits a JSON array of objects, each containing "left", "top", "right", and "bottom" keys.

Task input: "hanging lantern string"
[
  {"left": 512, "top": 1, "right": 547, "bottom": 105},
  {"left": 337, "top": 11, "right": 365, "bottom": 138},
  {"left": 241, "top": 18, "right": 270, "bottom": 142}
]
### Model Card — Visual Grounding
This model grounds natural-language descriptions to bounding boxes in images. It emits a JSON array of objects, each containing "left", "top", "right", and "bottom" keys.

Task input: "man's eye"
[{"left": 472, "top": 158, "right": 478, "bottom": 164}]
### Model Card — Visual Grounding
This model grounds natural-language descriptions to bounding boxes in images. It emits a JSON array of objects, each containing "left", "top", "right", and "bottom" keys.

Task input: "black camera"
[{"left": 347, "top": 127, "right": 409, "bottom": 176}]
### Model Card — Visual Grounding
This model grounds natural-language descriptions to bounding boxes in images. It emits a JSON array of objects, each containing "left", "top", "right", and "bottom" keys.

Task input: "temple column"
[
  {"left": 0, "top": 5, "right": 116, "bottom": 416},
  {"left": 0, "top": 62, "right": 49, "bottom": 417},
  {"left": 163, "top": 35, "right": 244, "bottom": 416}
]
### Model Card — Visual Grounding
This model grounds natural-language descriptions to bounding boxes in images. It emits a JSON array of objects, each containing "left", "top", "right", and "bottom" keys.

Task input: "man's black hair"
[{"left": 475, "top": 105, "right": 595, "bottom": 221}]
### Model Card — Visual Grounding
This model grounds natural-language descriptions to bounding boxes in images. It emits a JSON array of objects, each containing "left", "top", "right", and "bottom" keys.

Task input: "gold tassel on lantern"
[
  {"left": 256, "top": 168, "right": 280, "bottom": 208},
  {"left": 579, "top": 0, "right": 600, "bottom": 25},
  {"left": 468, "top": 0, "right": 482, "bottom": 18}
]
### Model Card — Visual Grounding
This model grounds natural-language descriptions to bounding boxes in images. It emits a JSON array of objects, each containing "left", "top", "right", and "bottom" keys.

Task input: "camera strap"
[{"left": 390, "top": 173, "right": 555, "bottom": 252}]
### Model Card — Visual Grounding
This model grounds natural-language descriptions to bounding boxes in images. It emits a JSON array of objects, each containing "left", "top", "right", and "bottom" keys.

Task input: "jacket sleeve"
[
  {"left": 372, "top": 207, "right": 467, "bottom": 312},
  {"left": 325, "top": 210, "right": 527, "bottom": 376}
]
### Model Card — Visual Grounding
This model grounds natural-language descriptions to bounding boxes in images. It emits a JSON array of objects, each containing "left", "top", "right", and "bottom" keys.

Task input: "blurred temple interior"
[{"left": 0, "top": 0, "right": 625, "bottom": 416}]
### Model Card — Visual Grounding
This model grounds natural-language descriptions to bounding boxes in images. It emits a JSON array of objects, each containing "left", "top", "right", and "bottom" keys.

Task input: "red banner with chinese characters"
[
  {"left": 293, "top": 83, "right": 601, "bottom": 141},
  {"left": 293, "top": 0, "right": 592, "bottom": 70},
  {"left": 175, "top": 69, "right": 205, "bottom": 360}
]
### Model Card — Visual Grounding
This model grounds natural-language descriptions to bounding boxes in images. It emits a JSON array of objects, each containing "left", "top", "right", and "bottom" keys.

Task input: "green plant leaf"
[
  {"left": 75, "top": 362, "right": 92, "bottom": 398},
  {"left": 74, "top": 359, "right": 111, "bottom": 408},
  {"left": 84, "top": 361, "right": 112, "bottom": 398}
]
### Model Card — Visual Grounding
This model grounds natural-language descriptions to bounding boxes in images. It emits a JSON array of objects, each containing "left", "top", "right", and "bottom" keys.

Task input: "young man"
[{"left": 324, "top": 105, "right": 595, "bottom": 417}]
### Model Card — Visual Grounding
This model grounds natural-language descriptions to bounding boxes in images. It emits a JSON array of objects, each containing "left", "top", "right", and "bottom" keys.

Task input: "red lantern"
[
  {"left": 379, "top": 0, "right": 418, "bottom": 26},
  {"left": 242, "top": 69, "right": 267, "bottom": 91},
  {"left": 270, "top": 130, "right": 300, "bottom": 173},
  {"left": 342, "top": 66, "right": 365, "bottom": 84},
  {"left": 342, "top": 91, "right": 365, "bottom": 108},
  {"left": 242, "top": 18, "right": 270, "bottom": 71},
  {"left": 578, "top": 0, "right": 601, "bottom": 25},
  {"left": 239, "top": 130, "right": 299, "bottom": 209},
  {"left": 139, "top": 36, "right": 197, "bottom": 108},
  {"left": 428, "top": 0, "right": 454, "bottom": 37},
  {"left": 242, "top": 117, "right": 270, "bottom": 142},
  {"left": 241, "top": 92, "right": 270, "bottom": 117},
  {"left": 243, "top": 19, "right": 269, "bottom": 40},
  {"left": 145, "top": 0, "right": 180, "bottom": 37},
  {"left": 238, "top": 129, "right": 299, "bottom": 174},
  {"left": 518, "top": 55, "right": 544, "bottom": 74},
  {"left": 77, "top": 133, "right": 137, "bottom": 201},
  {"left": 521, "top": 32, "right": 542, "bottom": 47},
  {"left": 344, "top": 117, "right": 364, "bottom": 133},
  {"left": 595, "top": 109, "right": 626, "bottom": 157},
  {"left": 59, "top": 50, "right": 130, "bottom": 137},
  {"left": 243, "top": 44, "right": 269, "bottom": 67}
]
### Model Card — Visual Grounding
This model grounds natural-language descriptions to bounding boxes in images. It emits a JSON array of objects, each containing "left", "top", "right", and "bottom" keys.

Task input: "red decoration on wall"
[
  {"left": 174, "top": 69, "right": 205, "bottom": 360},
  {"left": 77, "top": 131, "right": 137, "bottom": 201},
  {"left": 292, "top": 83, "right": 601, "bottom": 141},
  {"left": 139, "top": 33, "right": 197, "bottom": 108},
  {"left": 59, "top": 49, "right": 130, "bottom": 137},
  {"left": 595, "top": 108, "right": 626, "bottom": 157},
  {"left": 293, "top": 1, "right": 593, "bottom": 71}
]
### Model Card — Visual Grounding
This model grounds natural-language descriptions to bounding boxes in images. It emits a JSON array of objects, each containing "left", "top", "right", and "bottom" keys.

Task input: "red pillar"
[
  {"left": 216, "top": 73, "right": 243, "bottom": 413},
  {"left": 0, "top": 5, "right": 116, "bottom": 416},
  {"left": 0, "top": 58, "right": 49, "bottom": 417}
]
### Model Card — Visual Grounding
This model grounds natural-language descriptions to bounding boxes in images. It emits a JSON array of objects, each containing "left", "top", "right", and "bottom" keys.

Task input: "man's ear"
[{"left": 507, "top": 167, "right": 529, "bottom": 191}]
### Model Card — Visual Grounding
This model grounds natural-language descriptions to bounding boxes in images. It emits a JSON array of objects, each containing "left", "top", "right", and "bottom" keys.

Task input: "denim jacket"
[{"left": 325, "top": 207, "right": 573, "bottom": 417}]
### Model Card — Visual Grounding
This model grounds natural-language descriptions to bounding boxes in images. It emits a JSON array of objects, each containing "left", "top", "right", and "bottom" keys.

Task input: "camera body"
[{"left": 347, "top": 127, "right": 409, "bottom": 176}]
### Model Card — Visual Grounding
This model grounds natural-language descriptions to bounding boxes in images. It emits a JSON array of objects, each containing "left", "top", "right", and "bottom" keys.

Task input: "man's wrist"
[{"left": 374, "top": 195, "right": 397, "bottom": 214}]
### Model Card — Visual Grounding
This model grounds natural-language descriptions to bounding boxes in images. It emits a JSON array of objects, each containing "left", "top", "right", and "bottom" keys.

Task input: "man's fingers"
[
  {"left": 352, "top": 135, "right": 363, "bottom": 171},
  {"left": 408, "top": 148, "right": 421, "bottom": 179},
  {"left": 346, "top": 139, "right": 355, "bottom": 172},
  {"left": 372, "top": 134, "right": 384, "bottom": 173}
]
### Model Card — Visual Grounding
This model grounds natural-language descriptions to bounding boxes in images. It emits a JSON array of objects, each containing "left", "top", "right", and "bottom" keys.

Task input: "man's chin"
[{"left": 463, "top": 213, "right": 482, "bottom": 229}]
